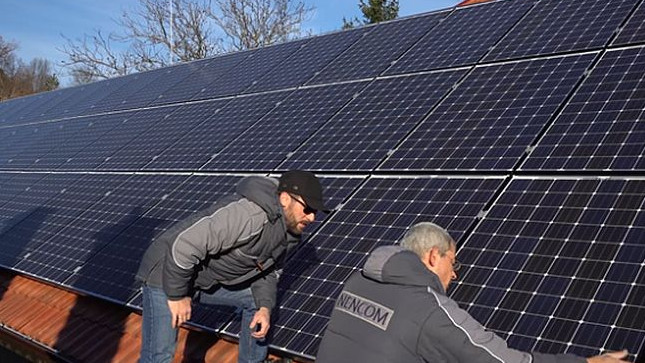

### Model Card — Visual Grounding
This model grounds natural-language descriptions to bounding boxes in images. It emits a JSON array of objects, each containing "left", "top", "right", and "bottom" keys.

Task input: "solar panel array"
[{"left": 1, "top": 0, "right": 644, "bottom": 362}]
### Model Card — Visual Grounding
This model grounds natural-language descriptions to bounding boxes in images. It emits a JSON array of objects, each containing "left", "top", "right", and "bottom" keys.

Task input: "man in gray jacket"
[
  {"left": 316, "top": 222, "right": 630, "bottom": 363},
  {"left": 136, "top": 171, "right": 328, "bottom": 363}
]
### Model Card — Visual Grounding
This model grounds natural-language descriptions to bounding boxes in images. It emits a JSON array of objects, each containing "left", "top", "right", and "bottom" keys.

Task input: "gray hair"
[{"left": 400, "top": 222, "right": 455, "bottom": 258}]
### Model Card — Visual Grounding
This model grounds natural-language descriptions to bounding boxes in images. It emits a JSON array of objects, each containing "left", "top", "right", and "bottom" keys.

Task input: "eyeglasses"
[
  {"left": 452, "top": 259, "right": 462, "bottom": 272},
  {"left": 288, "top": 193, "right": 317, "bottom": 215}
]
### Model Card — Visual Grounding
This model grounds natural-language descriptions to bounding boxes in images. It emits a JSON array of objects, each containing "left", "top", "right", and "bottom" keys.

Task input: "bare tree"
[
  {"left": 59, "top": 0, "right": 313, "bottom": 84},
  {"left": 1, "top": 36, "right": 59, "bottom": 100},
  {"left": 209, "top": 0, "right": 312, "bottom": 51}
]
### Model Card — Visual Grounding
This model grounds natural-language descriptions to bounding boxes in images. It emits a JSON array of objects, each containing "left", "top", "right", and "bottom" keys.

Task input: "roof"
[
  {"left": 458, "top": 0, "right": 496, "bottom": 6},
  {"left": 0, "top": 269, "right": 243, "bottom": 362}
]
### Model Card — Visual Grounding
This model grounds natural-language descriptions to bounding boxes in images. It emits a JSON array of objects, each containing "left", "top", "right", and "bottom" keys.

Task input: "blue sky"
[{"left": 1, "top": 0, "right": 459, "bottom": 86}]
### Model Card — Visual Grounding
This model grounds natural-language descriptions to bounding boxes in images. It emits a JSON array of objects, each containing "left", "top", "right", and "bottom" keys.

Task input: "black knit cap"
[{"left": 278, "top": 170, "right": 329, "bottom": 213}]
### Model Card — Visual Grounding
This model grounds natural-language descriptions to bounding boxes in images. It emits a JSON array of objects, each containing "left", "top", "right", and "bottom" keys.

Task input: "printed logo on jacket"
[{"left": 334, "top": 291, "right": 393, "bottom": 331}]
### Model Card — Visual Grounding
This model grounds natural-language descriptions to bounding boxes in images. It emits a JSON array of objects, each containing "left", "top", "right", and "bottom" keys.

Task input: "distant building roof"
[{"left": 458, "top": 0, "right": 496, "bottom": 6}]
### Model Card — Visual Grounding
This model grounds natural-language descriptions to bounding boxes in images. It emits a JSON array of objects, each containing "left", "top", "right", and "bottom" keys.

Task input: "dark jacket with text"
[{"left": 316, "top": 245, "right": 585, "bottom": 363}]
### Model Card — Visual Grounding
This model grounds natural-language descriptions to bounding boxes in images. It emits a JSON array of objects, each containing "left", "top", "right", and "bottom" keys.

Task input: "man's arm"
[{"left": 419, "top": 288, "right": 585, "bottom": 363}]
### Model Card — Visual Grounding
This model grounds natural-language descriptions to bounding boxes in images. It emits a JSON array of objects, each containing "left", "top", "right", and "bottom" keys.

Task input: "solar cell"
[
  {"left": 265, "top": 176, "right": 504, "bottom": 358},
  {"left": 453, "top": 178, "right": 645, "bottom": 360},
  {"left": 145, "top": 91, "right": 292, "bottom": 170},
  {"left": 385, "top": 0, "right": 533, "bottom": 75},
  {"left": 203, "top": 81, "right": 368, "bottom": 170},
  {"left": 307, "top": 12, "right": 444, "bottom": 85},
  {"left": 0, "top": 121, "right": 62, "bottom": 170},
  {"left": 247, "top": 27, "right": 367, "bottom": 93},
  {"left": 522, "top": 47, "right": 645, "bottom": 171},
  {"left": 380, "top": 53, "right": 595, "bottom": 171},
  {"left": 279, "top": 69, "right": 466, "bottom": 171},
  {"left": 613, "top": 1, "right": 645, "bottom": 46},
  {"left": 485, "top": 0, "right": 639, "bottom": 62}
]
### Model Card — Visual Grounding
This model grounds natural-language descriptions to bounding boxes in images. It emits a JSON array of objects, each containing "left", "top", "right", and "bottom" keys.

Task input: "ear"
[
  {"left": 428, "top": 247, "right": 441, "bottom": 267},
  {"left": 278, "top": 191, "right": 291, "bottom": 208}
]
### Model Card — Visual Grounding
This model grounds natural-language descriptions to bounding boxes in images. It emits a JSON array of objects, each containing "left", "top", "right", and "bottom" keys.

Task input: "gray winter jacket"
[
  {"left": 136, "top": 176, "right": 299, "bottom": 310},
  {"left": 316, "top": 245, "right": 585, "bottom": 363}
]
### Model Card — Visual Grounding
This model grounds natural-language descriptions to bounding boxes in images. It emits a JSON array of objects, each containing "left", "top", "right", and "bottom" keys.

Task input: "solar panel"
[
  {"left": 522, "top": 46, "right": 645, "bottom": 171},
  {"left": 453, "top": 177, "right": 645, "bottom": 361},
  {"left": 385, "top": 0, "right": 533, "bottom": 75},
  {"left": 191, "top": 39, "right": 307, "bottom": 101},
  {"left": 614, "top": 1, "right": 645, "bottom": 46},
  {"left": 247, "top": 27, "right": 367, "bottom": 93},
  {"left": 380, "top": 53, "right": 595, "bottom": 171},
  {"left": 0, "top": 0, "right": 644, "bottom": 361},
  {"left": 485, "top": 0, "right": 639, "bottom": 62},
  {"left": 153, "top": 52, "right": 247, "bottom": 106},
  {"left": 306, "top": 12, "right": 444, "bottom": 85},
  {"left": 0, "top": 173, "right": 84, "bottom": 267},
  {"left": 61, "top": 107, "right": 172, "bottom": 170},
  {"left": 144, "top": 91, "right": 292, "bottom": 170},
  {"left": 203, "top": 81, "right": 369, "bottom": 170},
  {"left": 279, "top": 69, "right": 467, "bottom": 171}
]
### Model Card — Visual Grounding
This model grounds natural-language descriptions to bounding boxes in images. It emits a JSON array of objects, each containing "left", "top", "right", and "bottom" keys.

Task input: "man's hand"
[
  {"left": 587, "top": 350, "right": 630, "bottom": 363},
  {"left": 168, "top": 297, "right": 192, "bottom": 328},
  {"left": 249, "top": 307, "right": 271, "bottom": 339}
]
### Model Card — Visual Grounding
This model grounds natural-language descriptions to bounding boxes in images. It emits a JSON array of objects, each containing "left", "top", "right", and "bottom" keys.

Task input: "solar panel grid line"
[
  {"left": 379, "top": 52, "right": 597, "bottom": 172},
  {"left": 521, "top": 45, "right": 645, "bottom": 172},
  {"left": 305, "top": 11, "right": 446, "bottom": 85},
  {"left": 613, "top": 0, "right": 645, "bottom": 46},
  {"left": 194, "top": 38, "right": 309, "bottom": 101},
  {"left": 384, "top": 0, "right": 536, "bottom": 76},
  {"left": 277, "top": 69, "right": 470, "bottom": 172},
  {"left": 247, "top": 27, "right": 368, "bottom": 93},
  {"left": 452, "top": 178, "right": 645, "bottom": 359},
  {"left": 201, "top": 80, "right": 371, "bottom": 171},
  {"left": 144, "top": 90, "right": 293, "bottom": 171},
  {"left": 485, "top": 0, "right": 641, "bottom": 63}
]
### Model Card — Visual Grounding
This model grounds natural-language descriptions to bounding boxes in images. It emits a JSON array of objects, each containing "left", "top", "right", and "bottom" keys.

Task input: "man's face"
[
  {"left": 435, "top": 246, "right": 458, "bottom": 292},
  {"left": 281, "top": 192, "right": 316, "bottom": 235}
]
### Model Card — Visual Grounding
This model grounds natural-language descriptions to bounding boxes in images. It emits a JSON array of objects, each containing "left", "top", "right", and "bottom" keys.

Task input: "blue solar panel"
[
  {"left": 485, "top": 0, "right": 639, "bottom": 62},
  {"left": 191, "top": 40, "right": 307, "bottom": 101},
  {"left": 11, "top": 174, "right": 137, "bottom": 282},
  {"left": 614, "top": 1, "right": 645, "bottom": 46},
  {"left": 60, "top": 108, "right": 172, "bottom": 170},
  {"left": 0, "top": 1, "right": 644, "bottom": 361},
  {"left": 522, "top": 47, "right": 645, "bottom": 171},
  {"left": 452, "top": 178, "right": 645, "bottom": 361},
  {"left": 153, "top": 52, "right": 247, "bottom": 106},
  {"left": 280, "top": 69, "right": 466, "bottom": 171},
  {"left": 386, "top": 0, "right": 533, "bottom": 75},
  {"left": 306, "top": 12, "right": 444, "bottom": 85},
  {"left": 381, "top": 53, "right": 595, "bottom": 171},
  {"left": 0, "top": 173, "right": 84, "bottom": 267},
  {"left": 203, "top": 81, "right": 369, "bottom": 170},
  {"left": 248, "top": 27, "right": 367, "bottom": 93},
  {"left": 145, "top": 91, "right": 292, "bottom": 170}
]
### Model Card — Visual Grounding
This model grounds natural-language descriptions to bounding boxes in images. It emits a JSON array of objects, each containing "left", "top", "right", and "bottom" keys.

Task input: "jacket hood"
[
  {"left": 362, "top": 245, "right": 445, "bottom": 294},
  {"left": 236, "top": 176, "right": 282, "bottom": 222}
]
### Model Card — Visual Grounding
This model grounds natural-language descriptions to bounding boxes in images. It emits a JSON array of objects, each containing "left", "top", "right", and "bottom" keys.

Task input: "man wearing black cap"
[{"left": 136, "top": 171, "right": 328, "bottom": 363}]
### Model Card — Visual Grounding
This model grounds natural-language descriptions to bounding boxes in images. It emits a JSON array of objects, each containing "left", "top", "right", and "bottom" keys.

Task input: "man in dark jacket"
[
  {"left": 316, "top": 222, "right": 630, "bottom": 363},
  {"left": 136, "top": 171, "right": 328, "bottom": 363}
]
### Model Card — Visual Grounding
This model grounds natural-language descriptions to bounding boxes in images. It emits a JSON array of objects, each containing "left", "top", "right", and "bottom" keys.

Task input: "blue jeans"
[{"left": 139, "top": 284, "right": 268, "bottom": 363}]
